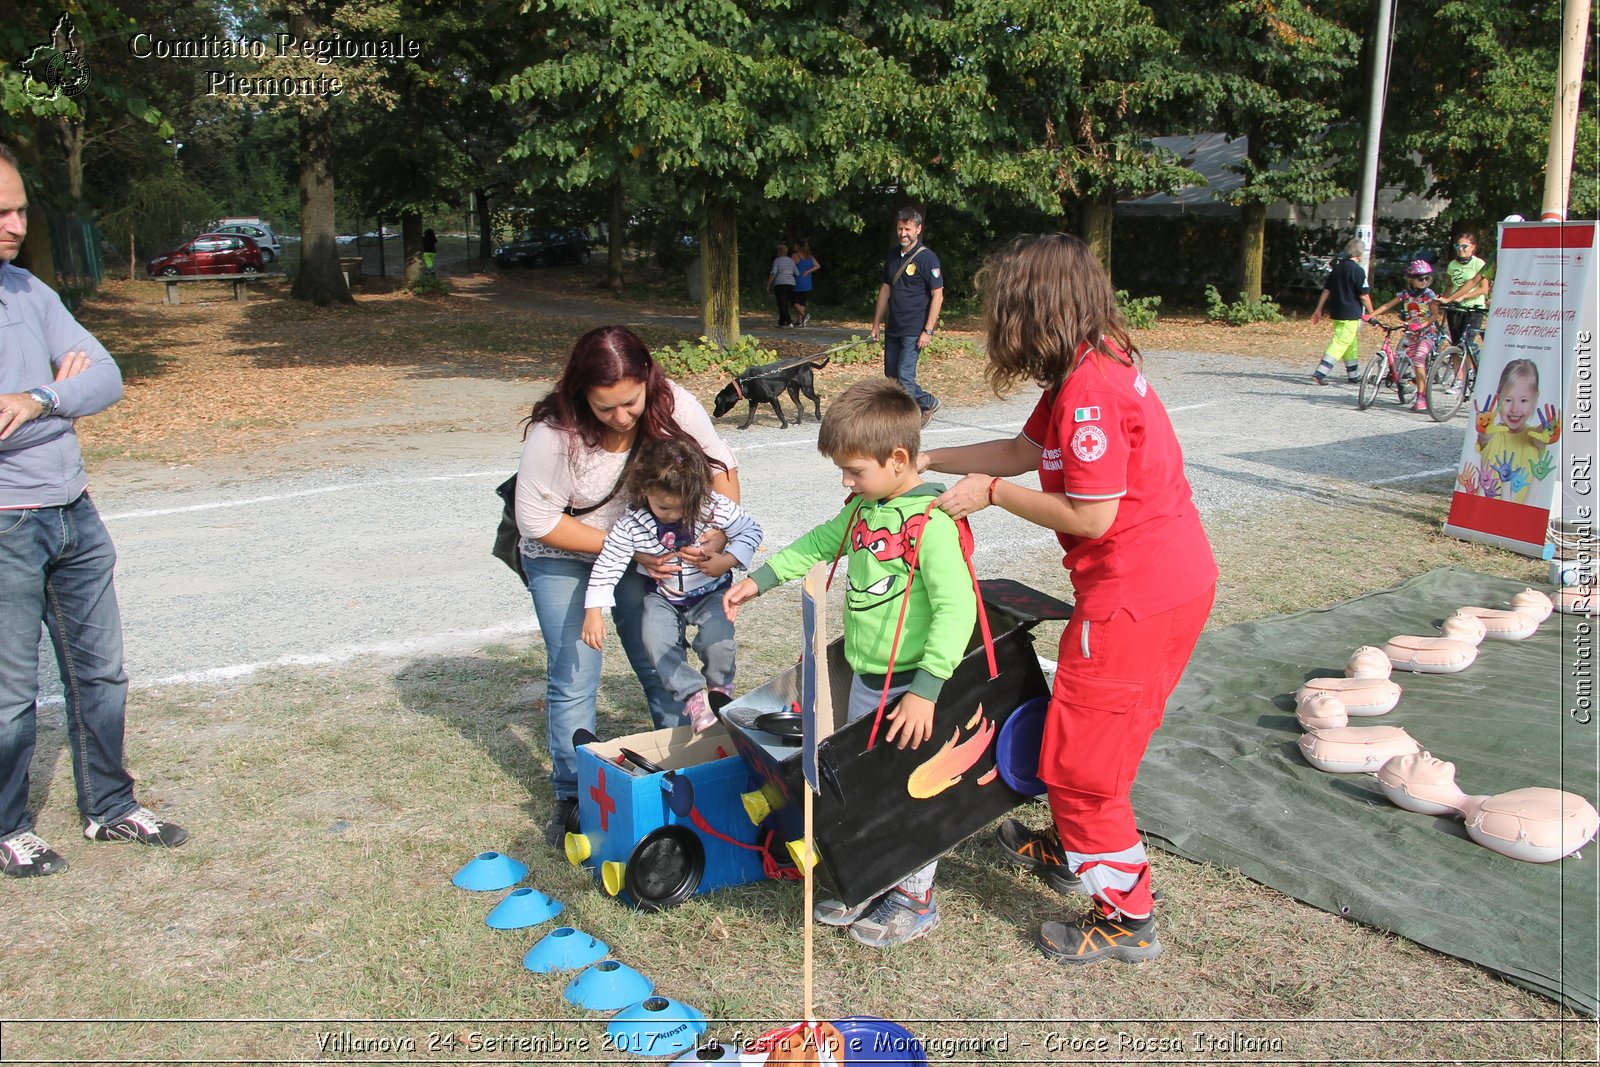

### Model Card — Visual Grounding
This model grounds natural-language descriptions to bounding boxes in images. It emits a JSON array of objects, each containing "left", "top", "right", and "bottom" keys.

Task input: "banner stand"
[{"left": 1442, "top": 220, "right": 1598, "bottom": 559}]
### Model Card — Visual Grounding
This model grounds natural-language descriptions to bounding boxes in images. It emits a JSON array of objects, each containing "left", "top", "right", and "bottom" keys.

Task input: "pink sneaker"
[
  {"left": 1412, "top": 396, "right": 1429, "bottom": 412},
  {"left": 685, "top": 690, "right": 716, "bottom": 733}
]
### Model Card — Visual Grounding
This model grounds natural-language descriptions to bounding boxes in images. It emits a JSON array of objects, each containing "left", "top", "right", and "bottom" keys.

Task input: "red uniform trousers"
[{"left": 1040, "top": 586, "right": 1215, "bottom": 920}]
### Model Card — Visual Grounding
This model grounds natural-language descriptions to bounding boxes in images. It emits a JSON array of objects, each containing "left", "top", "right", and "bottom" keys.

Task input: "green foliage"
[
  {"left": 1204, "top": 285, "right": 1283, "bottom": 325},
  {"left": 1117, "top": 290, "right": 1162, "bottom": 329},
  {"left": 99, "top": 165, "right": 220, "bottom": 259},
  {"left": 406, "top": 273, "right": 453, "bottom": 297},
  {"left": 653, "top": 335, "right": 779, "bottom": 379}
]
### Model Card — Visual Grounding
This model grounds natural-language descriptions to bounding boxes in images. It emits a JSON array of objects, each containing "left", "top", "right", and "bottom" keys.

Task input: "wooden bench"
[{"left": 159, "top": 273, "right": 260, "bottom": 305}]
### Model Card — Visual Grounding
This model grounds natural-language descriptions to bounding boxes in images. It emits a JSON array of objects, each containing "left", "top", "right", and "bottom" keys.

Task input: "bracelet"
[{"left": 987, "top": 477, "right": 1000, "bottom": 506}]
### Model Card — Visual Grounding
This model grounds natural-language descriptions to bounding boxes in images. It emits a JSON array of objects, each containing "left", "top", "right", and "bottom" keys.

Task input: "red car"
[{"left": 146, "top": 232, "right": 265, "bottom": 277}]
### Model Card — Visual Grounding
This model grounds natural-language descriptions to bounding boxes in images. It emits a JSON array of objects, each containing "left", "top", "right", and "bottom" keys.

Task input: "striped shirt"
[{"left": 584, "top": 492, "right": 763, "bottom": 609}]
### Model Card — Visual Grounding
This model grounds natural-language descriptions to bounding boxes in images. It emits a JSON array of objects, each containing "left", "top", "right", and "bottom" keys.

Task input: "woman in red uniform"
[{"left": 920, "top": 234, "right": 1217, "bottom": 964}]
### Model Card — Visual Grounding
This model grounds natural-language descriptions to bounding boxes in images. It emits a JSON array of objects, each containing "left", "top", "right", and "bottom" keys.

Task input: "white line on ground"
[
  {"left": 100, "top": 471, "right": 509, "bottom": 521},
  {"left": 1369, "top": 466, "right": 1456, "bottom": 485}
]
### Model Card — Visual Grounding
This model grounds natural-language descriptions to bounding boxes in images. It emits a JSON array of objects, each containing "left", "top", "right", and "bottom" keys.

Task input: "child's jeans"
[
  {"left": 641, "top": 582, "right": 736, "bottom": 706},
  {"left": 847, "top": 673, "right": 936, "bottom": 897}
]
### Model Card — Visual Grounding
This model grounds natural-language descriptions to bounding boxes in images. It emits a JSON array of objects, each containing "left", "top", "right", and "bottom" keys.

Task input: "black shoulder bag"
[{"left": 493, "top": 436, "right": 641, "bottom": 583}]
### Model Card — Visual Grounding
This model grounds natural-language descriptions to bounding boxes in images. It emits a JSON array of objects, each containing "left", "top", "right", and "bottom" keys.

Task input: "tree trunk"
[
  {"left": 54, "top": 117, "right": 84, "bottom": 202},
  {"left": 402, "top": 211, "right": 423, "bottom": 284},
  {"left": 607, "top": 176, "right": 625, "bottom": 294},
  {"left": 1079, "top": 191, "right": 1115, "bottom": 277},
  {"left": 474, "top": 188, "right": 492, "bottom": 264},
  {"left": 1238, "top": 201, "right": 1266, "bottom": 304},
  {"left": 14, "top": 136, "right": 58, "bottom": 291},
  {"left": 289, "top": 7, "right": 351, "bottom": 306},
  {"left": 700, "top": 192, "right": 739, "bottom": 347}
]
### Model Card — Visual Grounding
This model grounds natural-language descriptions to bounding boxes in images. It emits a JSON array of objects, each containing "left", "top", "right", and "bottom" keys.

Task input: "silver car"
[{"left": 214, "top": 222, "right": 283, "bottom": 264}]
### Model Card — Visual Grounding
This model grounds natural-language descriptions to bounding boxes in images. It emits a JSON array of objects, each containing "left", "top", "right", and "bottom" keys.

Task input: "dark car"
[
  {"left": 493, "top": 228, "right": 592, "bottom": 268},
  {"left": 147, "top": 233, "right": 265, "bottom": 277}
]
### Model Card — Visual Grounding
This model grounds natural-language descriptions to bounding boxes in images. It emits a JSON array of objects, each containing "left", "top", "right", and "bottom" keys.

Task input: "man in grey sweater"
[{"left": 0, "top": 144, "right": 187, "bottom": 877}]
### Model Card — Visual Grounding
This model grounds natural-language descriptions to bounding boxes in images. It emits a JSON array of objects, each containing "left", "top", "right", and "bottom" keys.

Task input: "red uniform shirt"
[{"left": 1022, "top": 346, "right": 1217, "bottom": 620}]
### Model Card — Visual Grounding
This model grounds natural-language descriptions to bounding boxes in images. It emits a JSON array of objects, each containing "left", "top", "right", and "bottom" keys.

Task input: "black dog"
[{"left": 712, "top": 357, "right": 828, "bottom": 429}]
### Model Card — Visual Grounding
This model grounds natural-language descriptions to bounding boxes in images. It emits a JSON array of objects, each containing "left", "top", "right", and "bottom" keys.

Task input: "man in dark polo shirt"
[{"left": 869, "top": 208, "right": 944, "bottom": 425}]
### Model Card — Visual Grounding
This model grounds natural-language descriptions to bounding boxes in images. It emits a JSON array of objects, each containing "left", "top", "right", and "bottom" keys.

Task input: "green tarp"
[{"left": 1134, "top": 568, "right": 1599, "bottom": 1014}]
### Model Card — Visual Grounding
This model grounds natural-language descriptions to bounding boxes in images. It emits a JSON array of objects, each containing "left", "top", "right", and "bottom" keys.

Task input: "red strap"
[
  {"left": 865, "top": 504, "right": 999, "bottom": 749},
  {"left": 824, "top": 497, "right": 863, "bottom": 590},
  {"left": 685, "top": 810, "right": 801, "bottom": 882}
]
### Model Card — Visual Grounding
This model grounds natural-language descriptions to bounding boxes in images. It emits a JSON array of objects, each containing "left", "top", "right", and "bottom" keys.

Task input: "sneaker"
[
  {"left": 994, "top": 818, "right": 1083, "bottom": 896},
  {"left": 685, "top": 690, "right": 716, "bottom": 733},
  {"left": 814, "top": 893, "right": 881, "bottom": 927},
  {"left": 1346, "top": 370, "right": 1362, "bottom": 383},
  {"left": 1, "top": 830, "right": 67, "bottom": 877},
  {"left": 84, "top": 805, "right": 188, "bottom": 848},
  {"left": 1412, "top": 396, "right": 1429, "bottom": 412},
  {"left": 544, "top": 797, "right": 579, "bottom": 848},
  {"left": 919, "top": 398, "right": 941, "bottom": 427},
  {"left": 801, "top": 313, "right": 811, "bottom": 326},
  {"left": 1311, "top": 373, "right": 1327, "bottom": 385},
  {"left": 847, "top": 889, "right": 940, "bottom": 947},
  {"left": 1036, "top": 913, "right": 1162, "bottom": 965}
]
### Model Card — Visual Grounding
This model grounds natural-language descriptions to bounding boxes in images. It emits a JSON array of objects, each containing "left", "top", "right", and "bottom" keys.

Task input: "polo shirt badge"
[
  {"left": 1073, "top": 405, "right": 1101, "bottom": 422},
  {"left": 1071, "top": 424, "right": 1108, "bottom": 462},
  {"left": 905, "top": 263, "right": 917, "bottom": 276},
  {"left": 1133, "top": 373, "right": 1148, "bottom": 396},
  {"left": 931, "top": 268, "right": 940, "bottom": 278}
]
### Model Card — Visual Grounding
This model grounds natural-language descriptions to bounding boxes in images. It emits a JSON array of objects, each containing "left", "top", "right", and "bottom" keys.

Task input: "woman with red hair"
[{"left": 516, "top": 326, "right": 741, "bottom": 845}]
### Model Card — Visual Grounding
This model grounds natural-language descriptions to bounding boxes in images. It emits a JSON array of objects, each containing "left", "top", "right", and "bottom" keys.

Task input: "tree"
[
  {"left": 499, "top": 0, "right": 946, "bottom": 346},
  {"left": 1150, "top": 0, "right": 1359, "bottom": 301}
]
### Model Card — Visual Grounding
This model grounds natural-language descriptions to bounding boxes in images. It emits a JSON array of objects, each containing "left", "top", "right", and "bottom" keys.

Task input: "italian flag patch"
[{"left": 1073, "top": 405, "right": 1101, "bottom": 422}]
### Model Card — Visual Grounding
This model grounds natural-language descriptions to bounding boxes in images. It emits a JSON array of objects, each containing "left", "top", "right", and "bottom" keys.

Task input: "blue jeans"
[
  {"left": 0, "top": 493, "right": 136, "bottom": 839},
  {"left": 640, "top": 585, "right": 736, "bottom": 703},
  {"left": 883, "top": 335, "right": 935, "bottom": 410},
  {"left": 523, "top": 554, "right": 681, "bottom": 800}
]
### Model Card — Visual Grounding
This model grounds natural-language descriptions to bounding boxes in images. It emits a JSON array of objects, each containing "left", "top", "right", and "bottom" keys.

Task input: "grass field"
[{"left": 4, "top": 261, "right": 1591, "bottom": 1064}]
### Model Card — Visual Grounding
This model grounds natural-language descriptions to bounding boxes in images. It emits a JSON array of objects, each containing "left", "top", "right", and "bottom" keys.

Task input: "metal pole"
[
  {"left": 1540, "top": 0, "right": 1591, "bottom": 221},
  {"left": 1355, "top": 0, "right": 1397, "bottom": 275}
]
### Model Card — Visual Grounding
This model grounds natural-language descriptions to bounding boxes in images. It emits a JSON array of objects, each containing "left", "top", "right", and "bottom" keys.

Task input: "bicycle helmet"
[{"left": 1406, "top": 259, "right": 1433, "bottom": 278}]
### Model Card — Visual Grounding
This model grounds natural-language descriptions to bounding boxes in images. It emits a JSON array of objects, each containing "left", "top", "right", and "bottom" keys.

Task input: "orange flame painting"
[{"left": 906, "top": 707, "right": 996, "bottom": 799}]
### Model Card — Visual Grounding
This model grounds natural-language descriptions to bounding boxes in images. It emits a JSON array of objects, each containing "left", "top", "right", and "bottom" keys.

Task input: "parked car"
[
  {"left": 147, "top": 233, "right": 265, "bottom": 277},
  {"left": 213, "top": 221, "right": 282, "bottom": 263},
  {"left": 494, "top": 228, "right": 592, "bottom": 268}
]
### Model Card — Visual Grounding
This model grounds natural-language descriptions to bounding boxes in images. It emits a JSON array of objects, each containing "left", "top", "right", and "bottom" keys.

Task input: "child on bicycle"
[
  {"left": 1438, "top": 230, "right": 1490, "bottom": 353},
  {"left": 1310, "top": 238, "right": 1376, "bottom": 385},
  {"left": 582, "top": 437, "right": 764, "bottom": 732},
  {"left": 1370, "top": 259, "right": 1442, "bottom": 412}
]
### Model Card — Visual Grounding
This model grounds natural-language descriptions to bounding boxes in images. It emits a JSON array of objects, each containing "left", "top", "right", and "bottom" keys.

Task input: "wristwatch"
[{"left": 26, "top": 388, "right": 57, "bottom": 417}]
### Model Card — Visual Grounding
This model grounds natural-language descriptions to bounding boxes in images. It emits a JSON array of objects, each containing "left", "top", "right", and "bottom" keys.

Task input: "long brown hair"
[
  {"left": 975, "top": 233, "right": 1140, "bottom": 394},
  {"left": 626, "top": 438, "right": 716, "bottom": 539},
  {"left": 525, "top": 326, "right": 680, "bottom": 449}
]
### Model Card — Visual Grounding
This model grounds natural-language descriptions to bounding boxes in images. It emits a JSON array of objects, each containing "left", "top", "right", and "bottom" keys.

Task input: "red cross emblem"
[{"left": 589, "top": 768, "right": 616, "bottom": 831}]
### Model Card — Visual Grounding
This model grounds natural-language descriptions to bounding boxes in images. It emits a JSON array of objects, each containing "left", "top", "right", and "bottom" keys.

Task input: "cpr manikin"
[
  {"left": 1295, "top": 647, "right": 1421, "bottom": 773},
  {"left": 1377, "top": 751, "right": 1600, "bottom": 863}
]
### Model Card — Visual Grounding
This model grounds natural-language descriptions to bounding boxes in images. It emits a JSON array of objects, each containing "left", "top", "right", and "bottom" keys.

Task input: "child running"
[
  {"left": 1474, "top": 358, "right": 1560, "bottom": 503},
  {"left": 583, "top": 437, "right": 764, "bottom": 732},
  {"left": 1370, "top": 258, "right": 1442, "bottom": 412},
  {"left": 723, "top": 378, "right": 978, "bottom": 947}
]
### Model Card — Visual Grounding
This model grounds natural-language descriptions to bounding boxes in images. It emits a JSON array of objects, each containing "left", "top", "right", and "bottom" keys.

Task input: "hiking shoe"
[
  {"left": 84, "top": 806, "right": 188, "bottom": 848},
  {"left": 920, "top": 398, "right": 941, "bottom": 427},
  {"left": 847, "top": 889, "right": 940, "bottom": 947},
  {"left": 814, "top": 893, "right": 881, "bottom": 927},
  {"left": 685, "top": 690, "right": 716, "bottom": 733},
  {"left": 544, "top": 797, "right": 579, "bottom": 848},
  {"left": 994, "top": 818, "right": 1083, "bottom": 896},
  {"left": 1037, "top": 913, "right": 1161, "bottom": 965},
  {"left": 1, "top": 830, "right": 67, "bottom": 877}
]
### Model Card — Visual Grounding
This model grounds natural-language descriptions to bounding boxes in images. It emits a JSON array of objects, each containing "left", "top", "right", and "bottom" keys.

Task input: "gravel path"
[{"left": 68, "top": 350, "right": 1470, "bottom": 693}]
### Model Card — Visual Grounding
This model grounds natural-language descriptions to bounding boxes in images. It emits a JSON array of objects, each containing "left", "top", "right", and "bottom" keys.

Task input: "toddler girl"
[
  {"left": 1371, "top": 259, "right": 1441, "bottom": 412},
  {"left": 582, "top": 438, "right": 763, "bottom": 731}
]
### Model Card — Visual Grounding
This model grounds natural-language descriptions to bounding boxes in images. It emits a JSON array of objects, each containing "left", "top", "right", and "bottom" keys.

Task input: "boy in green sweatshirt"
[{"left": 724, "top": 378, "right": 977, "bottom": 947}]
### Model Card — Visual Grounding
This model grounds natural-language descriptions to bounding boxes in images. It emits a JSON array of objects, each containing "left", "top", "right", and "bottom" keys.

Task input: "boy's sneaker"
[
  {"left": 814, "top": 893, "right": 881, "bottom": 927},
  {"left": 685, "top": 690, "right": 717, "bottom": 733},
  {"left": 994, "top": 818, "right": 1083, "bottom": 896},
  {"left": 543, "top": 797, "right": 579, "bottom": 848},
  {"left": 1311, "top": 373, "right": 1327, "bottom": 385},
  {"left": 1, "top": 830, "right": 67, "bottom": 877},
  {"left": 847, "top": 889, "right": 940, "bottom": 947},
  {"left": 1036, "top": 913, "right": 1161, "bottom": 965},
  {"left": 84, "top": 805, "right": 188, "bottom": 848},
  {"left": 801, "top": 313, "right": 811, "bottom": 326}
]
